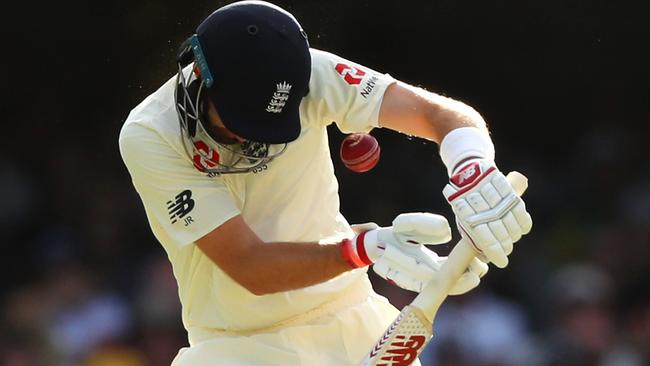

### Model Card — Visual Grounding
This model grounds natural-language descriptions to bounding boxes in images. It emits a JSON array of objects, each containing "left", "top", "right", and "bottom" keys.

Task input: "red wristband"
[{"left": 339, "top": 239, "right": 368, "bottom": 268}]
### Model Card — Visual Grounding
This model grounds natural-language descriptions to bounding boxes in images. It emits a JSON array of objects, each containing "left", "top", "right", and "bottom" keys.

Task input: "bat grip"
[{"left": 411, "top": 238, "right": 476, "bottom": 321}]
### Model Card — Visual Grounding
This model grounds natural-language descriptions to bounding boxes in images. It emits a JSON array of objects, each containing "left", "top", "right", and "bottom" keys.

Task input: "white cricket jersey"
[{"left": 119, "top": 49, "right": 395, "bottom": 335}]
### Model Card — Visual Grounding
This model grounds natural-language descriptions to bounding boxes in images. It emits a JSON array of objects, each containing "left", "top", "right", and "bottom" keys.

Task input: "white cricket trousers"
[{"left": 172, "top": 283, "right": 422, "bottom": 366}]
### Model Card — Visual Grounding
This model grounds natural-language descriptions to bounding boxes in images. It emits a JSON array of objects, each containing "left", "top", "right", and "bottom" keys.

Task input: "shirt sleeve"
[
  {"left": 302, "top": 49, "right": 396, "bottom": 133},
  {"left": 119, "top": 122, "right": 240, "bottom": 247}
]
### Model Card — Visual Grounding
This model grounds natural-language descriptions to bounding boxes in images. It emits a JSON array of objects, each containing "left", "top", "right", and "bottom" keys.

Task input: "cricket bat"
[{"left": 360, "top": 171, "right": 528, "bottom": 366}]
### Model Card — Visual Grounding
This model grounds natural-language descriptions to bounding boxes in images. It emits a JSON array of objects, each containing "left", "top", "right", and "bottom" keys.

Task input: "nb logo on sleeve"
[{"left": 167, "top": 190, "right": 195, "bottom": 226}]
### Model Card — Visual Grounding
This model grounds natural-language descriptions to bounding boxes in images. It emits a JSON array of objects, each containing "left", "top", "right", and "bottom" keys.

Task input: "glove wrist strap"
[{"left": 340, "top": 232, "right": 375, "bottom": 269}]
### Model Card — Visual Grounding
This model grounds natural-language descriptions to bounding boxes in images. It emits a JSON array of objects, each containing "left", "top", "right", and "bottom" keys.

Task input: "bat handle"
[
  {"left": 412, "top": 171, "right": 528, "bottom": 322},
  {"left": 411, "top": 238, "right": 475, "bottom": 321}
]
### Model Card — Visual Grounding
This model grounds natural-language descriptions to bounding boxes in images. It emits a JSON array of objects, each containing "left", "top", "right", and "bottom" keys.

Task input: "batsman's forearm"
[
  {"left": 215, "top": 241, "right": 352, "bottom": 296},
  {"left": 378, "top": 82, "right": 488, "bottom": 143},
  {"left": 421, "top": 90, "right": 488, "bottom": 142}
]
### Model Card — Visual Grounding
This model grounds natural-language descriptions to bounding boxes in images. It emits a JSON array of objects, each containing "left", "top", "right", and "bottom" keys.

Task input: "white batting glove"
[
  {"left": 443, "top": 159, "right": 533, "bottom": 268},
  {"left": 341, "top": 213, "right": 488, "bottom": 294}
]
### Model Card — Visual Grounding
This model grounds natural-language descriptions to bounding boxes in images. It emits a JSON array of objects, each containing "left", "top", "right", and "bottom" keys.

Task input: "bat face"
[{"left": 361, "top": 306, "right": 432, "bottom": 366}]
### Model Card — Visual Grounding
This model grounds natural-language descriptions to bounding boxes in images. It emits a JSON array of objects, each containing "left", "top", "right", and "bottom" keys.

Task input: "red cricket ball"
[{"left": 339, "top": 133, "right": 381, "bottom": 173}]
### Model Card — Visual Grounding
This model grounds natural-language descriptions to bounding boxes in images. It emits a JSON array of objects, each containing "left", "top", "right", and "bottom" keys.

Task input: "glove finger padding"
[
  {"left": 372, "top": 242, "right": 488, "bottom": 294},
  {"left": 391, "top": 212, "right": 452, "bottom": 245},
  {"left": 373, "top": 262, "right": 425, "bottom": 293},
  {"left": 447, "top": 257, "right": 488, "bottom": 295},
  {"left": 501, "top": 211, "right": 522, "bottom": 242},
  {"left": 512, "top": 201, "right": 533, "bottom": 234},
  {"left": 469, "top": 257, "right": 489, "bottom": 278},
  {"left": 372, "top": 244, "right": 441, "bottom": 292}
]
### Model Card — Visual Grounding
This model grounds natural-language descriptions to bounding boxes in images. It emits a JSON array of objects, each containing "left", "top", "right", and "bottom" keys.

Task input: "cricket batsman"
[{"left": 118, "top": 1, "right": 532, "bottom": 365}]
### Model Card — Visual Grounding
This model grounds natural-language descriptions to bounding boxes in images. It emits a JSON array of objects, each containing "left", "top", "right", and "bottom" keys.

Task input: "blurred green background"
[{"left": 2, "top": 1, "right": 647, "bottom": 365}]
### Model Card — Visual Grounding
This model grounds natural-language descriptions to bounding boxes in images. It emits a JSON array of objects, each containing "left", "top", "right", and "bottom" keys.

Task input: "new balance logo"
[
  {"left": 377, "top": 335, "right": 426, "bottom": 366},
  {"left": 457, "top": 165, "right": 478, "bottom": 185},
  {"left": 266, "top": 82, "right": 292, "bottom": 113},
  {"left": 167, "top": 190, "right": 195, "bottom": 225},
  {"left": 451, "top": 162, "right": 481, "bottom": 188}
]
